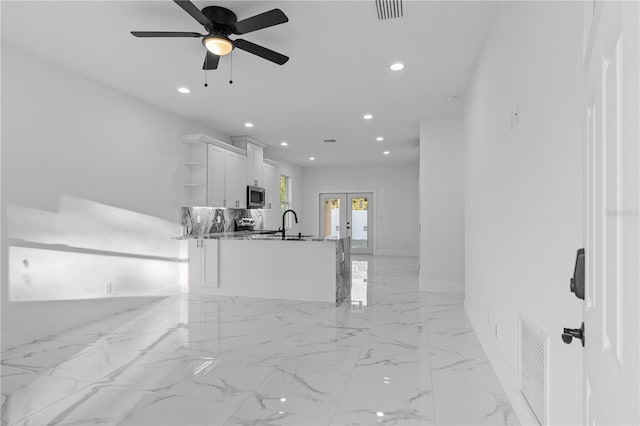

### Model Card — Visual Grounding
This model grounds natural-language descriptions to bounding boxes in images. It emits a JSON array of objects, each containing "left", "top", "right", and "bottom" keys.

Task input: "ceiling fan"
[{"left": 131, "top": 0, "right": 289, "bottom": 70}]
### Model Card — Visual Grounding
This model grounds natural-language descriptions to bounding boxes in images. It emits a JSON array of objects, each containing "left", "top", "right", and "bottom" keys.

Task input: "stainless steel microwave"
[{"left": 247, "top": 185, "right": 265, "bottom": 209}]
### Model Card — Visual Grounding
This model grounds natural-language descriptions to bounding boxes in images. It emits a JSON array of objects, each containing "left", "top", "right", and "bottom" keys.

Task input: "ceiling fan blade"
[
  {"left": 203, "top": 51, "right": 220, "bottom": 70},
  {"left": 173, "top": 0, "right": 212, "bottom": 27},
  {"left": 131, "top": 31, "right": 203, "bottom": 38},
  {"left": 234, "top": 39, "right": 289, "bottom": 65},
  {"left": 232, "top": 9, "right": 288, "bottom": 35}
]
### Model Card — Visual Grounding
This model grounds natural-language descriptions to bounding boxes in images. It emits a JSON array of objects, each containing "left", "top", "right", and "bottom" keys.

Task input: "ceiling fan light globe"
[{"left": 203, "top": 36, "right": 233, "bottom": 56}]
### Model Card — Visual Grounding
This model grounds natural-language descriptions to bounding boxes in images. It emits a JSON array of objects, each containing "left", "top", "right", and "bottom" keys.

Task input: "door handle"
[
  {"left": 570, "top": 248, "right": 585, "bottom": 300},
  {"left": 562, "top": 322, "right": 585, "bottom": 347}
]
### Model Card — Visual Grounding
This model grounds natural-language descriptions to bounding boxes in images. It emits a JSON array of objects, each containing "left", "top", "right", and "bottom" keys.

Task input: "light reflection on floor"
[{"left": 351, "top": 258, "right": 369, "bottom": 309}]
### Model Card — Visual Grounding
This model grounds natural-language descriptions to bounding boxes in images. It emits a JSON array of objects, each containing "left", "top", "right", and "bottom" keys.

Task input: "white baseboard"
[
  {"left": 465, "top": 300, "right": 538, "bottom": 426},
  {"left": 419, "top": 279, "right": 465, "bottom": 293}
]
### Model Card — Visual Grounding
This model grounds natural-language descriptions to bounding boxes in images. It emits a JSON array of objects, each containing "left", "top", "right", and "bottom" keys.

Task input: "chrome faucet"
[{"left": 282, "top": 209, "right": 298, "bottom": 240}]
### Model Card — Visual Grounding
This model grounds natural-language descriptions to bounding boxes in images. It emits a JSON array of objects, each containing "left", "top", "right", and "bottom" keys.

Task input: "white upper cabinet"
[
  {"left": 224, "top": 150, "right": 247, "bottom": 209},
  {"left": 183, "top": 134, "right": 273, "bottom": 209},
  {"left": 263, "top": 162, "right": 276, "bottom": 210},
  {"left": 246, "top": 143, "right": 264, "bottom": 187},
  {"left": 231, "top": 136, "right": 266, "bottom": 188},
  {"left": 207, "top": 144, "right": 226, "bottom": 208}
]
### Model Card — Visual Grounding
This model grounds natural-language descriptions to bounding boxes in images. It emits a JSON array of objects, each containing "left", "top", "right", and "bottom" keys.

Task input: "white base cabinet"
[{"left": 187, "top": 239, "right": 218, "bottom": 288}]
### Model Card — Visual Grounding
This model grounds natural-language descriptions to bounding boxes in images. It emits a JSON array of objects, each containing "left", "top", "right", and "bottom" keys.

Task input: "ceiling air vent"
[
  {"left": 323, "top": 139, "right": 337, "bottom": 143},
  {"left": 375, "top": 0, "right": 406, "bottom": 20}
]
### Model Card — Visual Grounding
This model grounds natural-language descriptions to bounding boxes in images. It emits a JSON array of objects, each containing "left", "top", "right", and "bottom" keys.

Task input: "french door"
[{"left": 319, "top": 193, "right": 373, "bottom": 255}]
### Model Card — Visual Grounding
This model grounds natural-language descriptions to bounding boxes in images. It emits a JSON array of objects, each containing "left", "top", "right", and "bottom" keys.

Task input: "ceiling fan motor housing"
[{"left": 202, "top": 6, "right": 237, "bottom": 34}]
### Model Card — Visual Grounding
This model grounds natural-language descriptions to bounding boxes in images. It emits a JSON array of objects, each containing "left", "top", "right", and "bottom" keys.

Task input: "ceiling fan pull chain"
[
  {"left": 229, "top": 52, "right": 233, "bottom": 85},
  {"left": 204, "top": 69, "right": 208, "bottom": 88}
]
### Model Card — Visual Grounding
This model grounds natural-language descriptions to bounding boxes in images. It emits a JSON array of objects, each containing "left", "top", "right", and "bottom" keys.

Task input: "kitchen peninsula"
[{"left": 177, "top": 207, "right": 351, "bottom": 305}]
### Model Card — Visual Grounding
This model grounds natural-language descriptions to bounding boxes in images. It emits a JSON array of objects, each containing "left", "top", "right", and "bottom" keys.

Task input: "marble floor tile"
[
  {"left": 232, "top": 367, "right": 349, "bottom": 421},
  {"left": 2, "top": 256, "right": 519, "bottom": 426},
  {"left": 225, "top": 406, "right": 331, "bottom": 426},
  {"left": 351, "top": 345, "right": 432, "bottom": 388},
  {"left": 332, "top": 377, "right": 435, "bottom": 425},
  {"left": 20, "top": 385, "right": 157, "bottom": 425},
  {"left": 432, "top": 388, "right": 519, "bottom": 425},
  {"left": 1, "top": 374, "right": 91, "bottom": 425},
  {"left": 119, "top": 395, "right": 239, "bottom": 426},
  {"left": 280, "top": 342, "right": 363, "bottom": 377}
]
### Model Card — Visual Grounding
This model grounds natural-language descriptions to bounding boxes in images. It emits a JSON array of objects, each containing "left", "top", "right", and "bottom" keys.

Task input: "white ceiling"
[{"left": 1, "top": 1, "right": 497, "bottom": 167}]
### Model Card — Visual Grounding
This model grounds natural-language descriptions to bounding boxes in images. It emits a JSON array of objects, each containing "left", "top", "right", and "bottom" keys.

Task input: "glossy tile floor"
[{"left": 1, "top": 256, "right": 519, "bottom": 425}]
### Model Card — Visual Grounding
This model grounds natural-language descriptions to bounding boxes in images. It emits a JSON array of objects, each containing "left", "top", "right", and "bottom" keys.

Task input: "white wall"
[
  {"left": 464, "top": 2, "right": 584, "bottom": 425},
  {"left": 419, "top": 118, "right": 465, "bottom": 292},
  {"left": 1, "top": 44, "right": 229, "bottom": 348},
  {"left": 301, "top": 163, "right": 419, "bottom": 256}
]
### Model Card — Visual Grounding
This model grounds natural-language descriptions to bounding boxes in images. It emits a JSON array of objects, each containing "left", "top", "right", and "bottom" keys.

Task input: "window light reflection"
[{"left": 351, "top": 259, "right": 368, "bottom": 308}]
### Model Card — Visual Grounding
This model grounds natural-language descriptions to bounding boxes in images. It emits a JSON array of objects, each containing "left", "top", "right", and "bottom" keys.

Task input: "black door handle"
[
  {"left": 562, "top": 322, "right": 585, "bottom": 347},
  {"left": 570, "top": 248, "right": 585, "bottom": 300}
]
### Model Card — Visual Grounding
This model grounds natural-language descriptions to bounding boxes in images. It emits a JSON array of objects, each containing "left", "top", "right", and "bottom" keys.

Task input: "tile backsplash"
[{"left": 181, "top": 207, "right": 264, "bottom": 236}]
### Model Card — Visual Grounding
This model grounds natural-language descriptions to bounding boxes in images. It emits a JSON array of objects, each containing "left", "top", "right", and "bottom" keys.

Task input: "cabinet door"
[
  {"left": 252, "top": 146, "right": 264, "bottom": 187},
  {"left": 207, "top": 145, "right": 226, "bottom": 207},
  {"left": 203, "top": 239, "right": 219, "bottom": 288},
  {"left": 263, "top": 163, "right": 275, "bottom": 210},
  {"left": 188, "top": 239, "right": 204, "bottom": 286},
  {"left": 225, "top": 151, "right": 247, "bottom": 208},
  {"left": 245, "top": 144, "right": 264, "bottom": 187}
]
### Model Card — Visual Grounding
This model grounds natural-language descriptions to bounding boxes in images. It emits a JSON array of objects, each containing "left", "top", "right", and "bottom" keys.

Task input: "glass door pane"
[
  {"left": 350, "top": 197, "right": 368, "bottom": 249},
  {"left": 348, "top": 193, "right": 373, "bottom": 254},
  {"left": 319, "top": 193, "right": 346, "bottom": 240}
]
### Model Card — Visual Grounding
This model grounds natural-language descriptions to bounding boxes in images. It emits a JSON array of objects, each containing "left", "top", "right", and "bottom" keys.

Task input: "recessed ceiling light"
[
  {"left": 446, "top": 96, "right": 459, "bottom": 102},
  {"left": 363, "top": 114, "right": 373, "bottom": 120},
  {"left": 376, "top": 137, "right": 384, "bottom": 142},
  {"left": 280, "top": 141, "right": 288, "bottom": 146},
  {"left": 376, "top": 412, "right": 385, "bottom": 417},
  {"left": 390, "top": 62, "right": 404, "bottom": 71},
  {"left": 309, "top": 156, "right": 316, "bottom": 161},
  {"left": 383, "top": 151, "right": 390, "bottom": 155},
  {"left": 177, "top": 87, "right": 190, "bottom": 94},
  {"left": 244, "top": 122, "right": 254, "bottom": 128}
]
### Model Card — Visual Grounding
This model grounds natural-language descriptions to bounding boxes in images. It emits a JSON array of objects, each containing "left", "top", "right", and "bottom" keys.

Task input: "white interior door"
[
  {"left": 319, "top": 193, "right": 373, "bottom": 254},
  {"left": 583, "top": 1, "right": 639, "bottom": 424}
]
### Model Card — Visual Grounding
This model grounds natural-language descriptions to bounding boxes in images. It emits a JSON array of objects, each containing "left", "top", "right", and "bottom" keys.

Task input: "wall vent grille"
[
  {"left": 519, "top": 315, "right": 547, "bottom": 425},
  {"left": 375, "top": 0, "right": 406, "bottom": 20}
]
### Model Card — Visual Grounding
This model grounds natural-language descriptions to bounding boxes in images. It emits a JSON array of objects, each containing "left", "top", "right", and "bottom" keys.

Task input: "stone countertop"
[{"left": 172, "top": 231, "right": 345, "bottom": 243}]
